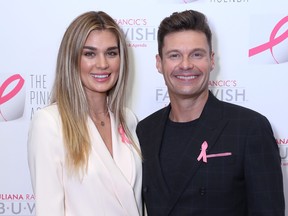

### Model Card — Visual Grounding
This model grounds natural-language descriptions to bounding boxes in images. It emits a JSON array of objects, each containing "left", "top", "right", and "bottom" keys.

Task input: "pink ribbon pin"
[
  {"left": 197, "top": 141, "right": 208, "bottom": 163},
  {"left": 118, "top": 125, "right": 131, "bottom": 144}
]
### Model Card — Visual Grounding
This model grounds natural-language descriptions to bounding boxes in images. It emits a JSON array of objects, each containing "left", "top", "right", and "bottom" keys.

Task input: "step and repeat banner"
[{"left": 1, "top": 0, "right": 287, "bottom": 215}]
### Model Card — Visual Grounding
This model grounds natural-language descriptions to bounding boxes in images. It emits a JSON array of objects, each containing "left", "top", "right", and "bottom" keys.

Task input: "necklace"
[{"left": 93, "top": 110, "right": 109, "bottom": 127}]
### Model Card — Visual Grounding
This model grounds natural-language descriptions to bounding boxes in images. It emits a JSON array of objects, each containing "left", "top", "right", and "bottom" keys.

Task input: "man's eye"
[
  {"left": 193, "top": 52, "right": 204, "bottom": 58},
  {"left": 169, "top": 53, "right": 179, "bottom": 59}
]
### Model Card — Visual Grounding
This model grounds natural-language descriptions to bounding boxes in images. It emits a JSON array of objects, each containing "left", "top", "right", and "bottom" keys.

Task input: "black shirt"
[{"left": 160, "top": 118, "right": 199, "bottom": 192}]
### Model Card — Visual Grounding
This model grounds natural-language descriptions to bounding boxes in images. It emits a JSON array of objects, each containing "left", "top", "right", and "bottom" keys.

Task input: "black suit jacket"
[{"left": 137, "top": 92, "right": 285, "bottom": 216}]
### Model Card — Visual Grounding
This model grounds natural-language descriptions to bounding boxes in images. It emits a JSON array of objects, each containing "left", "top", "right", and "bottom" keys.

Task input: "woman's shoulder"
[
  {"left": 124, "top": 107, "right": 138, "bottom": 120},
  {"left": 31, "top": 104, "right": 61, "bottom": 124},
  {"left": 123, "top": 107, "right": 138, "bottom": 129},
  {"left": 124, "top": 107, "right": 135, "bottom": 116}
]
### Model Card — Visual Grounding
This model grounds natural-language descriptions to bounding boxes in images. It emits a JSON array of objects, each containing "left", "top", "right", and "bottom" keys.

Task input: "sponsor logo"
[
  {"left": 29, "top": 74, "right": 51, "bottom": 119},
  {"left": 277, "top": 138, "right": 288, "bottom": 166},
  {"left": 0, "top": 194, "right": 34, "bottom": 215},
  {"left": 155, "top": 87, "right": 170, "bottom": 106},
  {"left": 209, "top": 80, "right": 247, "bottom": 104},
  {"left": 0, "top": 74, "right": 25, "bottom": 122},
  {"left": 249, "top": 16, "right": 288, "bottom": 64},
  {"left": 210, "top": 0, "right": 249, "bottom": 3},
  {"left": 157, "top": 0, "right": 199, "bottom": 3},
  {"left": 115, "top": 18, "right": 156, "bottom": 48},
  {"left": 155, "top": 80, "right": 247, "bottom": 106}
]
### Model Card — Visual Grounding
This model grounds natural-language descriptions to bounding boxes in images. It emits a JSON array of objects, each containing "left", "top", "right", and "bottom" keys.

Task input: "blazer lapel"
[
  {"left": 88, "top": 116, "right": 140, "bottom": 216},
  {"left": 144, "top": 106, "right": 172, "bottom": 199},
  {"left": 164, "top": 93, "right": 229, "bottom": 215}
]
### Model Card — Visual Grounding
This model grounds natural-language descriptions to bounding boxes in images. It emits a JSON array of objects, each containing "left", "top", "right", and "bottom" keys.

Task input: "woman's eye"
[
  {"left": 107, "top": 51, "right": 119, "bottom": 57},
  {"left": 83, "top": 52, "right": 95, "bottom": 57}
]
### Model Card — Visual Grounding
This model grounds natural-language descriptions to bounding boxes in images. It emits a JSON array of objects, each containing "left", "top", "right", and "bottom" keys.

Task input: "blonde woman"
[{"left": 27, "top": 11, "right": 142, "bottom": 216}]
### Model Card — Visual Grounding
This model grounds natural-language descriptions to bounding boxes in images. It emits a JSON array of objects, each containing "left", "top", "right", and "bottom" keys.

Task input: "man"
[{"left": 136, "top": 10, "right": 285, "bottom": 216}]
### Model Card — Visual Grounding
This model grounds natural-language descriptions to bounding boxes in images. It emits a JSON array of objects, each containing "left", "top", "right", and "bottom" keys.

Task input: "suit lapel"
[
  {"left": 147, "top": 106, "right": 172, "bottom": 199},
  {"left": 164, "top": 93, "right": 229, "bottom": 215}
]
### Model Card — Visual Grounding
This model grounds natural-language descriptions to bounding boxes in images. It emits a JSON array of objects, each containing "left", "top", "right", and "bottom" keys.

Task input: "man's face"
[{"left": 156, "top": 30, "right": 214, "bottom": 101}]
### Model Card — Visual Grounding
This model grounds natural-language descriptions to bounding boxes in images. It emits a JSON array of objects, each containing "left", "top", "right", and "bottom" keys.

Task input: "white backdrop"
[{"left": 1, "top": 0, "right": 288, "bottom": 215}]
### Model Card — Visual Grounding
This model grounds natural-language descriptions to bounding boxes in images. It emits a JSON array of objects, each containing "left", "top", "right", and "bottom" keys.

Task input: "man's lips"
[{"left": 175, "top": 75, "right": 198, "bottom": 80}]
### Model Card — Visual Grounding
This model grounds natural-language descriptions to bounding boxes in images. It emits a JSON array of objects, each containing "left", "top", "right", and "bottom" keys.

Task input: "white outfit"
[{"left": 27, "top": 104, "right": 142, "bottom": 216}]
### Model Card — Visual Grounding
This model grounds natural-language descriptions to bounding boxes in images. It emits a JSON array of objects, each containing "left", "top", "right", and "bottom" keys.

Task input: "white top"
[{"left": 27, "top": 104, "right": 142, "bottom": 216}]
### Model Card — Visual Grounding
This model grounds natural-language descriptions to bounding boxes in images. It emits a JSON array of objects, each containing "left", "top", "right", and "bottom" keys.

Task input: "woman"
[{"left": 27, "top": 11, "right": 142, "bottom": 216}]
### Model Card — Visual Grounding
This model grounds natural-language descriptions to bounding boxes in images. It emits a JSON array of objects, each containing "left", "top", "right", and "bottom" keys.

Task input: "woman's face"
[{"left": 80, "top": 29, "right": 120, "bottom": 97}]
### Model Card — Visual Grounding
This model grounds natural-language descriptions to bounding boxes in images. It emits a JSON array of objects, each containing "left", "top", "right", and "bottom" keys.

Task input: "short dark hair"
[{"left": 157, "top": 10, "right": 212, "bottom": 57}]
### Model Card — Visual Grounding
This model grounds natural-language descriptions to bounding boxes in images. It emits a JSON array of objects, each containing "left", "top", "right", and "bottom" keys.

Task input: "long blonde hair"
[{"left": 50, "top": 11, "right": 140, "bottom": 173}]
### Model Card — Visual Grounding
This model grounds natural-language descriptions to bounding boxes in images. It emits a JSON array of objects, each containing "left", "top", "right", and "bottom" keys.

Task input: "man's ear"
[
  {"left": 156, "top": 54, "right": 163, "bottom": 74},
  {"left": 210, "top": 51, "right": 215, "bottom": 71}
]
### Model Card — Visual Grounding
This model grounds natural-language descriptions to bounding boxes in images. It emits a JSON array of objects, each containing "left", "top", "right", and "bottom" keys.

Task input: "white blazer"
[{"left": 27, "top": 104, "right": 142, "bottom": 216}]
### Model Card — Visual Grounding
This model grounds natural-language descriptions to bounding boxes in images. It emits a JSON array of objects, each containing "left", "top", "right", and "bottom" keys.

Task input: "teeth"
[
  {"left": 177, "top": 75, "right": 197, "bottom": 80},
  {"left": 91, "top": 74, "right": 109, "bottom": 78}
]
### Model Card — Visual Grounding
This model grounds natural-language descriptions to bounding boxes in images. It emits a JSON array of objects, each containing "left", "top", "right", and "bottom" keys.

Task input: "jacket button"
[
  {"left": 199, "top": 187, "right": 206, "bottom": 195},
  {"left": 143, "top": 186, "right": 148, "bottom": 193}
]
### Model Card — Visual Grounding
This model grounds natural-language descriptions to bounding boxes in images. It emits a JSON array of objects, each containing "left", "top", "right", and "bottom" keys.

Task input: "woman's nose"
[{"left": 96, "top": 54, "right": 108, "bottom": 69}]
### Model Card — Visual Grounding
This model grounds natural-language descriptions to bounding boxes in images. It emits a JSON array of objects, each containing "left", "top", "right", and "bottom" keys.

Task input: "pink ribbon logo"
[
  {"left": 249, "top": 16, "right": 288, "bottom": 64},
  {"left": 0, "top": 74, "right": 25, "bottom": 121},
  {"left": 197, "top": 141, "right": 208, "bottom": 163},
  {"left": 182, "top": 0, "right": 198, "bottom": 3},
  {"left": 0, "top": 74, "right": 24, "bottom": 106},
  {"left": 118, "top": 125, "right": 131, "bottom": 144}
]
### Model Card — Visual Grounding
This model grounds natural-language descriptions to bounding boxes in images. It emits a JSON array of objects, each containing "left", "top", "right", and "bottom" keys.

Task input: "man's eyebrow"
[{"left": 164, "top": 48, "right": 208, "bottom": 55}]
